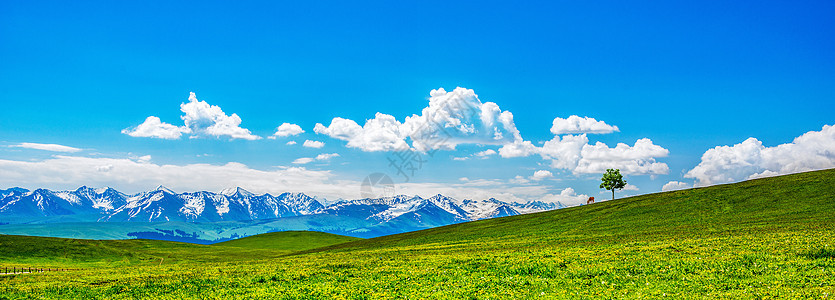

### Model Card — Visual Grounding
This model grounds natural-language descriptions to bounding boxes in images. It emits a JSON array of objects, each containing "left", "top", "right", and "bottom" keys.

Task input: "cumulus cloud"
[
  {"left": 684, "top": 124, "right": 835, "bottom": 186},
  {"left": 531, "top": 170, "right": 553, "bottom": 181},
  {"left": 499, "top": 134, "right": 669, "bottom": 175},
  {"left": 314, "top": 87, "right": 522, "bottom": 152},
  {"left": 496, "top": 113, "right": 668, "bottom": 176},
  {"left": 574, "top": 138, "right": 670, "bottom": 175},
  {"left": 286, "top": 141, "right": 297, "bottom": 145},
  {"left": 550, "top": 116, "right": 619, "bottom": 135},
  {"left": 311, "top": 89, "right": 667, "bottom": 177},
  {"left": 123, "top": 92, "right": 260, "bottom": 140},
  {"left": 662, "top": 181, "right": 689, "bottom": 192},
  {"left": 313, "top": 114, "right": 408, "bottom": 152},
  {"left": 303, "top": 140, "right": 325, "bottom": 148},
  {"left": 9, "top": 142, "right": 82, "bottom": 153},
  {"left": 270, "top": 123, "right": 304, "bottom": 139},
  {"left": 537, "top": 134, "right": 589, "bottom": 169},
  {"left": 121, "top": 116, "right": 188, "bottom": 139},
  {"left": 179, "top": 92, "right": 260, "bottom": 140}
]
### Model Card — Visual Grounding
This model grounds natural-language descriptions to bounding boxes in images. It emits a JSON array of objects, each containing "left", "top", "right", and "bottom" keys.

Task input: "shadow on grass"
[{"left": 803, "top": 247, "right": 835, "bottom": 259}]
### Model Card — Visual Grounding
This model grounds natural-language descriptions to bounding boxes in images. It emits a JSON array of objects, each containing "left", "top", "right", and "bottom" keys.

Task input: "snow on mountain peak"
[
  {"left": 154, "top": 185, "right": 175, "bottom": 194},
  {"left": 220, "top": 187, "right": 254, "bottom": 197}
]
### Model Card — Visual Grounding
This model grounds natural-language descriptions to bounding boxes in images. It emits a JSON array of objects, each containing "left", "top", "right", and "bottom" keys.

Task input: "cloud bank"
[
  {"left": 685, "top": 124, "right": 835, "bottom": 186},
  {"left": 0, "top": 154, "right": 583, "bottom": 205}
]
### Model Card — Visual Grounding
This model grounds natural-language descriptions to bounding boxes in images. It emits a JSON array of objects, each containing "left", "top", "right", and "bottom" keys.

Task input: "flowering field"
[{"left": 2, "top": 169, "right": 834, "bottom": 299}]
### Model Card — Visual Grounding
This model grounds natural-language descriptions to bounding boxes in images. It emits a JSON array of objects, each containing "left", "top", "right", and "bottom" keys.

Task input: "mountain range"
[{"left": 0, "top": 186, "right": 565, "bottom": 240}]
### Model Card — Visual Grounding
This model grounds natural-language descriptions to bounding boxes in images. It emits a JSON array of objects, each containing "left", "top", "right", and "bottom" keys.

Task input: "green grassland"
[
  {"left": 1, "top": 169, "right": 834, "bottom": 299},
  {"left": 214, "top": 231, "right": 361, "bottom": 250}
]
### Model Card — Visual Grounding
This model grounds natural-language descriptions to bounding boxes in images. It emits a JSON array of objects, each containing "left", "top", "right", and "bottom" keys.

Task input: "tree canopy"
[{"left": 600, "top": 168, "right": 627, "bottom": 201}]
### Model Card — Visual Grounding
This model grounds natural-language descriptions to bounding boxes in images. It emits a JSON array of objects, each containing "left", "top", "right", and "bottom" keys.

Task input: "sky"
[{"left": 1, "top": 1, "right": 834, "bottom": 206}]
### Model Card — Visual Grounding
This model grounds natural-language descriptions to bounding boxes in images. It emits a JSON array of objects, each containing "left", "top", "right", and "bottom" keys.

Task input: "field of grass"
[
  {"left": 214, "top": 231, "right": 361, "bottom": 251},
  {"left": 0, "top": 231, "right": 359, "bottom": 269},
  {"left": 1, "top": 169, "right": 834, "bottom": 298}
]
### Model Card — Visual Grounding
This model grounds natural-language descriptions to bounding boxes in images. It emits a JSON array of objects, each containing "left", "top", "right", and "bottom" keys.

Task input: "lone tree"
[{"left": 600, "top": 168, "right": 626, "bottom": 201}]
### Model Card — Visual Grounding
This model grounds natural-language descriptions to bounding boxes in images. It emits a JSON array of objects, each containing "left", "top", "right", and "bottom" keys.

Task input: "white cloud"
[
  {"left": 292, "top": 157, "right": 315, "bottom": 165},
  {"left": 498, "top": 140, "right": 538, "bottom": 158},
  {"left": 311, "top": 88, "right": 667, "bottom": 177},
  {"left": 531, "top": 170, "right": 553, "bottom": 181},
  {"left": 315, "top": 153, "right": 340, "bottom": 160},
  {"left": 314, "top": 87, "right": 523, "bottom": 152},
  {"left": 403, "top": 87, "right": 521, "bottom": 151},
  {"left": 509, "top": 175, "right": 530, "bottom": 185},
  {"left": 685, "top": 124, "right": 835, "bottom": 186},
  {"left": 0, "top": 155, "right": 340, "bottom": 197},
  {"left": 747, "top": 170, "right": 779, "bottom": 180},
  {"left": 96, "top": 164, "right": 114, "bottom": 172},
  {"left": 550, "top": 116, "right": 619, "bottom": 135},
  {"left": 499, "top": 135, "right": 669, "bottom": 175},
  {"left": 123, "top": 92, "right": 259, "bottom": 140},
  {"left": 270, "top": 123, "right": 304, "bottom": 139},
  {"left": 574, "top": 138, "right": 670, "bottom": 175},
  {"left": 454, "top": 149, "right": 498, "bottom": 161},
  {"left": 121, "top": 116, "right": 188, "bottom": 139},
  {"left": 286, "top": 141, "right": 297, "bottom": 145},
  {"left": 474, "top": 149, "right": 497, "bottom": 158},
  {"left": 623, "top": 183, "right": 639, "bottom": 191},
  {"left": 538, "top": 134, "right": 589, "bottom": 169},
  {"left": 303, "top": 140, "right": 325, "bottom": 148},
  {"left": 293, "top": 153, "right": 340, "bottom": 165},
  {"left": 314, "top": 114, "right": 408, "bottom": 152},
  {"left": 180, "top": 92, "right": 260, "bottom": 140},
  {"left": 9, "top": 142, "right": 82, "bottom": 153},
  {"left": 662, "top": 181, "right": 689, "bottom": 192}
]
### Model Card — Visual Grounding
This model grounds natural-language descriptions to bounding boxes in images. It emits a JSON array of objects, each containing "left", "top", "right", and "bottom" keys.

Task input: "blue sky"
[{"left": 1, "top": 1, "right": 834, "bottom": 205}]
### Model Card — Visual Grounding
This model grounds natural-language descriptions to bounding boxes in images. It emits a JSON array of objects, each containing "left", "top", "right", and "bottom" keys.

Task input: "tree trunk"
[{"left": 612, "top": 189, "right": 615, "bottom": 201}]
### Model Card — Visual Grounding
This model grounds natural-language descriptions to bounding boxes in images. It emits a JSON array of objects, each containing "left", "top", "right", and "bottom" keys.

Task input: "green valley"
[{"left": 1, "top": 169, "right": 834, "bottom": 299}]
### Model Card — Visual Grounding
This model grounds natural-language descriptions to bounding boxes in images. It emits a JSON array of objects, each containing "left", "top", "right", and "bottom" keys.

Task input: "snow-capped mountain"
[
  {"left": 0, "top": 186, "right": 562, "bottom": 228},
  {"left": 460, "top": 198, "right": 521, "bottom": 220},
  {"left": 0, "top": 187, "right": 126, "bottom": 219},
  {"left": 510, "top": 200, "right": 566, "bottom": 214}
]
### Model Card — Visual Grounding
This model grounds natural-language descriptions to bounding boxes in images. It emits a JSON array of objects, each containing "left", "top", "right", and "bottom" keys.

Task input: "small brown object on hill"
[{"left": 587, "top": 197, "right": 595, "bottom": 205}]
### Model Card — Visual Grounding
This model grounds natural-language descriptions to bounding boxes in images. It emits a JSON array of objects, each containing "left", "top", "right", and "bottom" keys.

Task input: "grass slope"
[
  {"left": 1, "top": 169, "right": 834, "bottom": 299},
  {"left": 0, "top": 231, "right": 361, "bottom": 268},
  {"left": 313, "top": 167, "right": 835, "bottom": 253},
  {"left": 213, "top": 231, "right": 361, "bottom": 250}
]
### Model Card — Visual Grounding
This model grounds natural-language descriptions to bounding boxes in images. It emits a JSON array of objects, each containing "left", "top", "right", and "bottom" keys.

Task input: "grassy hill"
[
  {"left": 311, "top": 167, "right": 835, "bottom": 253},
  {"left": 0, "top": 231, "right": 362, "bottom": 268},
  {"left": 213, "top": 231, "right": 361, "bottom": 250},
  {"left": 1, "top": 169, "right": 834, "bottom": 298}
]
